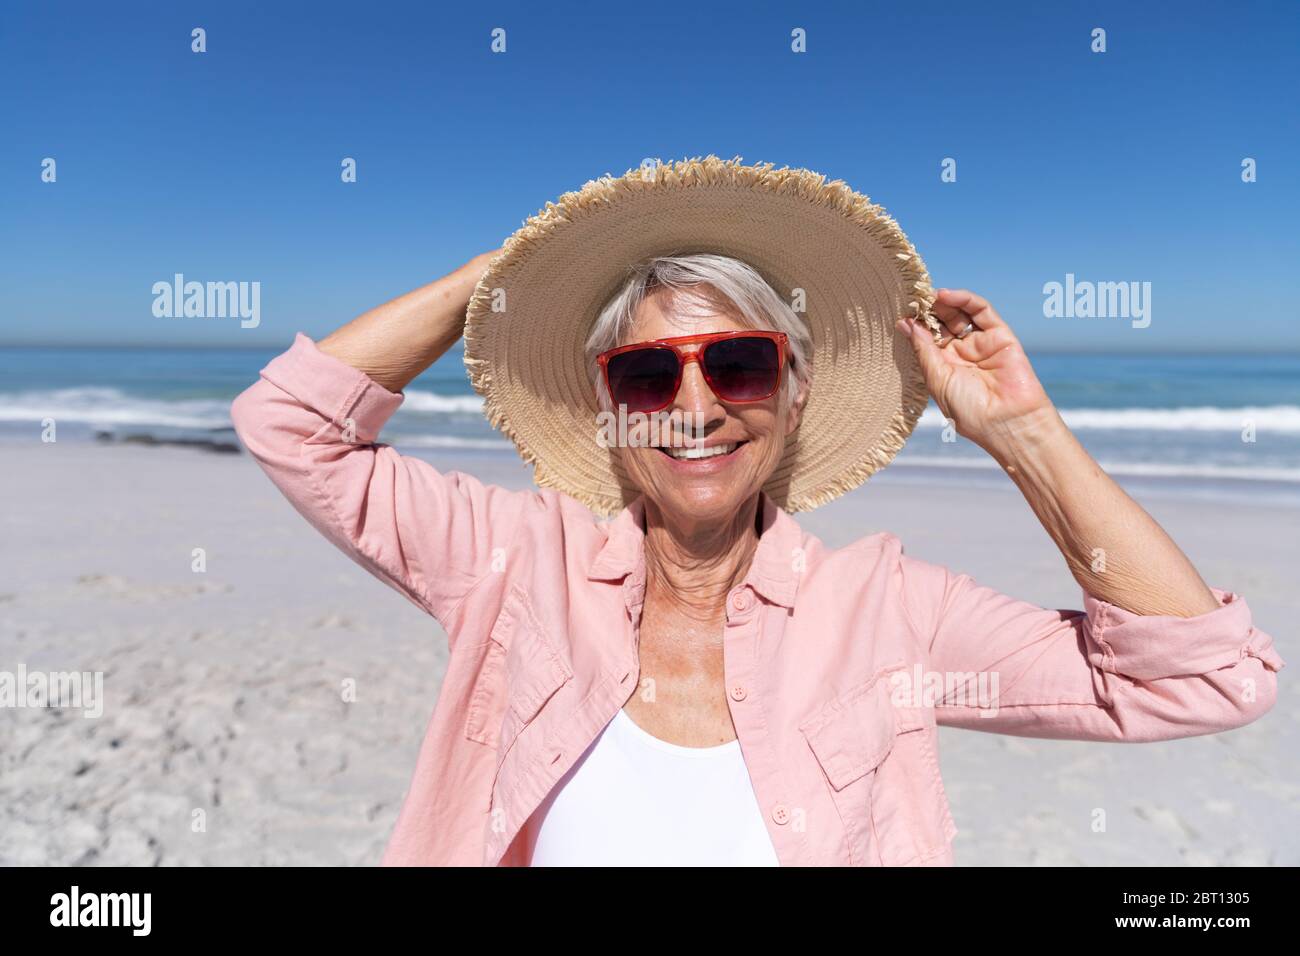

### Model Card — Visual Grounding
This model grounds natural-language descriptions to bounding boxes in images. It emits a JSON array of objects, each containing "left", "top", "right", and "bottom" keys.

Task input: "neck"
[{"left": 642, "top": 494, "right": 763, "bottom": 625}]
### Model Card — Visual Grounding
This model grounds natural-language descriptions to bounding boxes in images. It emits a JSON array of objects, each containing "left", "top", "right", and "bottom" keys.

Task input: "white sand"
[{"left": 1, "top": 443, "right": 1294, "bottom": 865}]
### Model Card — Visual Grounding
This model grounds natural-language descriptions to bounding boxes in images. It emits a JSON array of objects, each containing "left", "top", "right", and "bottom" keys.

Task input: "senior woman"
[{"left": 231, "top": 157, "right": 1282, "bottom": 866}]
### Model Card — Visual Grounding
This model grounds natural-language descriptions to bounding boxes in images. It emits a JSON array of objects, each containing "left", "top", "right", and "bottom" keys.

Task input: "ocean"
[{"left": 4, "top": 345, "right": 1299, "bottom": 506}]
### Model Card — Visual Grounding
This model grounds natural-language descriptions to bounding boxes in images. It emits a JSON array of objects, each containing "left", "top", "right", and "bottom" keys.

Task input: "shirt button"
[
  {"left": 771, "top": 804, "right": 790, "bottom": 826},
  {"left": 732, "top": 591, "right": 750, "bottom": 611},
  {"left": 729, "top": 685, "right": 747, "bottom": 701}
]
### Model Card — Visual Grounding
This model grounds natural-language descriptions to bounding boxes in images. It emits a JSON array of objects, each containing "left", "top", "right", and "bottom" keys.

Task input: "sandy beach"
[{"left": 1, "top": 441, "right": 1295, "bottom": 866}]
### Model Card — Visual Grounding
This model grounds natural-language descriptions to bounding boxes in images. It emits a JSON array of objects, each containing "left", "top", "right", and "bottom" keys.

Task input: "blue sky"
[{"left": 2, "top": 0, "right": 1296, "bottom": 350}]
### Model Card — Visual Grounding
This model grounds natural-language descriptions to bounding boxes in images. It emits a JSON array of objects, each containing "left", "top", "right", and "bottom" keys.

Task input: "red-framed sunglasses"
[{"left": 597, "top": 330, "right": 789, "bottom": 414}]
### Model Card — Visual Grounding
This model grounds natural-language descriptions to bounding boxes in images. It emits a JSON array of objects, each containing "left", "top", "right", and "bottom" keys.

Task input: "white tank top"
[{"left": 523, "top": 708, "right": 780, "bottom": 866}]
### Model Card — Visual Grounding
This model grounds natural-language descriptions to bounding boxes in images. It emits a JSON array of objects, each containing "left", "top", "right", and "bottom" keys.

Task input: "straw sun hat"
[{"left": 463, "top": 155, "right": 943, "bottom": 517}]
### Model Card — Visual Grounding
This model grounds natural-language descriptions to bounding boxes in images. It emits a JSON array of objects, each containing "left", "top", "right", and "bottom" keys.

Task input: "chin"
[
  {"left": 629, "top": 445, "right": 776, "bottom": 523},
  {"left": 650, "top": 481, "right": 756, "bottom": 523}
]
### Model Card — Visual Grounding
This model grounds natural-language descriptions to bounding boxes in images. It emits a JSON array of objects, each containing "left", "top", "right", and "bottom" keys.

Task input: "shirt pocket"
[
  {"left": 464, "top": 584, "right": 573, "bottom": 767},
  {"left": 800, "top": 671, "right": 956, "bottom": 866}
]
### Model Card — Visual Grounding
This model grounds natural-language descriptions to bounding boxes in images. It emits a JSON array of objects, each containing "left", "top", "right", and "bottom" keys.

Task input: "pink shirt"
[{"left": 231, "top": 333, "right": 1285, "bottom": 866}]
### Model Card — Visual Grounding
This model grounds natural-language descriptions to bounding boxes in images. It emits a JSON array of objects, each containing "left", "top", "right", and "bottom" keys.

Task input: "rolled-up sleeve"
[
  {"left": 230, "top": 332, "right": 543, "bottom": 635},
  {"left": 898, "top": 550, "right": 1285, "bottom": 742}
]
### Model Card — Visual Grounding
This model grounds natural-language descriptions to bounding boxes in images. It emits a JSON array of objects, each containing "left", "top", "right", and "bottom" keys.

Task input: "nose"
[{"left": 671, "top": 355, "right": 726, "bottom": 430}]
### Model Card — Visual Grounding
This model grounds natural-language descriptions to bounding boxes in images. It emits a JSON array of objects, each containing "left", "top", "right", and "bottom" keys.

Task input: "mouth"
[{"left": 656, "top": 440, "right": 748, "bottom": 462}]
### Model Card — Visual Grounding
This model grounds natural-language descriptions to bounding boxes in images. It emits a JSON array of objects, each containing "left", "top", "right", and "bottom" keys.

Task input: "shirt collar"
[{"left": 586, "top": 491, "right": 802, "bottom": 609}]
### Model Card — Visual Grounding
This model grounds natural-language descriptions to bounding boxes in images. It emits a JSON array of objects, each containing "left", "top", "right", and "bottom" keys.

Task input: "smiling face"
[{"left": 618, "top": 288, "right": 806, "bottom": 528}]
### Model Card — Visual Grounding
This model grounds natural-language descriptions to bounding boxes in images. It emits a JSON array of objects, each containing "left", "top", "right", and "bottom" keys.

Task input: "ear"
[{"left": 784, "top": 376, "right": 810, "bottom": 437}]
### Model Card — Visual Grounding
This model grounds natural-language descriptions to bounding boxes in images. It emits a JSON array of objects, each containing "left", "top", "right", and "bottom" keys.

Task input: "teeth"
[{"left": 665, "top": 442, "right": 736, "bottom": 461}]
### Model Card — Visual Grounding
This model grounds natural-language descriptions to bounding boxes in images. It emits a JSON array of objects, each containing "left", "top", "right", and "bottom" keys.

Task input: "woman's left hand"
[{"left": 896, "top": 288, "right": 1057, "bottom": 455}]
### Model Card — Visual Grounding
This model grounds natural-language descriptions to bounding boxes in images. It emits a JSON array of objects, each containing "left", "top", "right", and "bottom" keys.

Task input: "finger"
[
  {"left": 898, "top": 313, "right": 946, "bottom": 353},
  {"left": 928, "top": 295, "right": 986, "bottom": 346},
  {"left": 931, "top": 308, "right": 978, "bottom": 344},
  {"left": 899, "top": 317, "right": 948, "bottom": 392},
  {"left": 913, "top": 308, "right": 1004, "bottom": 364},
  {"left": 933, "top": 288, "right": 1008, "bottom": 331},
  {"left": 924, "top": 309, "right": 981, "bottom": 358},
  {"left": 930, "top": 301, "right": 978, "bottom": 334}
]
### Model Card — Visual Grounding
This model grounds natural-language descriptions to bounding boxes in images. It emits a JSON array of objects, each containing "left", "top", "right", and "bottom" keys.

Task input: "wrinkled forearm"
[
  {"left": 317, "top": 251, "right": 496, "bottom": 393},
  {"left": 982, "top": 406, "right": 1220, "bottom": 618}
]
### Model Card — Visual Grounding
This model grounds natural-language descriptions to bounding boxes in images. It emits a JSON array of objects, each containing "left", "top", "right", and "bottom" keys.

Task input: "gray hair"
[{"left": 585, "top": 253, "right": 813, "bottom": 411}]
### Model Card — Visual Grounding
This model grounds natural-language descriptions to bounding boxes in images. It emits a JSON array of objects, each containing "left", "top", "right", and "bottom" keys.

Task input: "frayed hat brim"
[{"left": 464, "top": 155, "right": 941, "bottom": 517}]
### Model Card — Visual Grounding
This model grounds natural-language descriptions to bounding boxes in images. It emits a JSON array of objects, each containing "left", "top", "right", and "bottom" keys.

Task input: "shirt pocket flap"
[
  {"left": 465, "top": 585, "right": 572, "bottom": 748},
  {"left": 492, "top": 585, "right": 572, "bottom": 725},
  {"left": 799, "top": 677, "right": 901, "bottom": 792}
]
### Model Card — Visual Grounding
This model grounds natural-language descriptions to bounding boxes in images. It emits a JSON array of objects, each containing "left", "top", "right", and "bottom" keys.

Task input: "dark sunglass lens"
[
  {"left": 703, "top": 336, "right": 780, "bottom": 401},
  {"left": 606, "top": 348, "right": 680, "bottom": 411}
]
